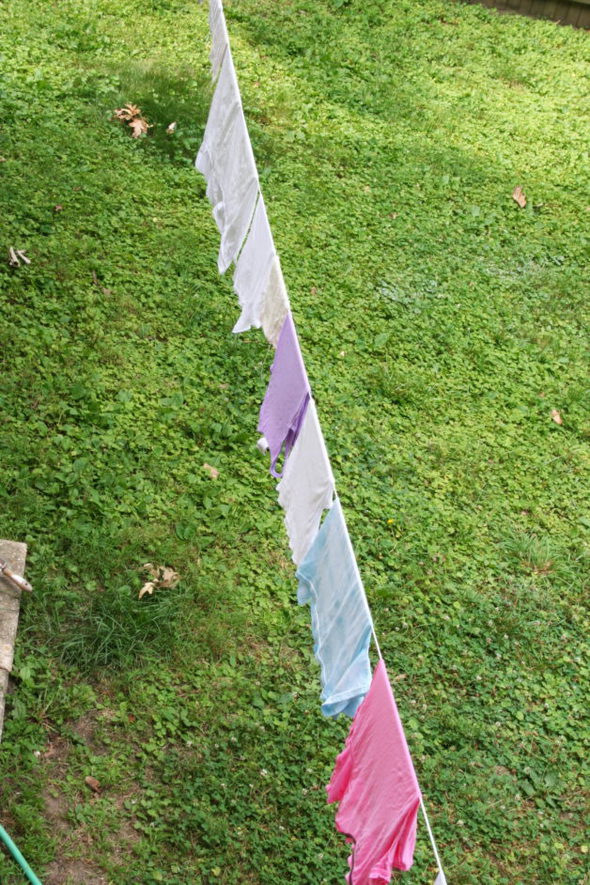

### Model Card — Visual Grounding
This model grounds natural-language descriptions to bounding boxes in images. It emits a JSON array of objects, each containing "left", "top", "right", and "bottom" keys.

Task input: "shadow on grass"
[{"left": 104, "top": 60, "right": 212, "bottom": 165}]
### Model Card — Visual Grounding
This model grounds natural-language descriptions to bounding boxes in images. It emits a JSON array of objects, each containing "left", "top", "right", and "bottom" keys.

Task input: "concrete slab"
[{"left": 0, "top": 540, "right": 28, "bottom": 743}]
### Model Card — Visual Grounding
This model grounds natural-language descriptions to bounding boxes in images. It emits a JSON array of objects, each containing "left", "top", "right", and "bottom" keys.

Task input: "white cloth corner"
[
  {"left": 434, "top": 871, "right": 447, "bottom": 885},
  {"left": 195, "top": 52, "right": 258, "bottom": 274},
  {"left": 261, "top": 255, "right": 290, "bottom": 346},
  {"left": 232, "top": 194, "right": 276, "bottom": 334},
  {"left": 277, "top": 400, "right": 335, "bottom": 564},
  {"left": 208, "top": 0, "right": 229, "bottom": 81}
]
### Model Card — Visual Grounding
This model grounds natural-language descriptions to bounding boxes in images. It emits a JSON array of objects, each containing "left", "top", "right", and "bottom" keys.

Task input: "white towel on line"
[
  {"left": 261, "top": 256, "right": 290, "bottom": 347},
  {"left": 208, "top": 0, "right": 230, "bottom": 81},
  {"left": 232, "top": 194, "right": 290, "bottom": 345},
  {"left": 196, "top": 51, "right": 258, "bottom": 274},
  {"left": 232, "top": 194, "right": 276, "bottom": 333},
  {"left": 277, "top": 400, "right": 335, "bottom": 564}
]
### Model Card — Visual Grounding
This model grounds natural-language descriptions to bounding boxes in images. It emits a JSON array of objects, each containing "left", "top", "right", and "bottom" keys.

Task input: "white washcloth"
[
  {"left": 196, "top": 52, "right": 258, "bottom": 273},
  {"left": 232, "top": 196, "right": 290, "bottom": 345},
  {"left": 261, "top": 256, "right": 290, "bottom": 346},
  {"left": 232, "top": 194, "right": 276, "bottom": 333},
  {"left": 209, "top": 0, "right": 229, "bottom": 81},
  {"left": 277, "top": 400, "right": 335, "bottom": 564}
]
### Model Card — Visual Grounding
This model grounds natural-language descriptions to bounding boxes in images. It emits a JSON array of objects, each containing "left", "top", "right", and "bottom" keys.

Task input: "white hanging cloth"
[
  {"left": 232, "top": 195, "right": 290, "bottom": 345},
  {"left": 232, "top": 194, "right": 275, "bottom": 333},
  {"left": 260, "top": 256, "right": 290, "bottom": 347},
  {"left": 208, "top": 0, "right": 229, "bottom": 81},
  {"left": 195, "top": 52, "right": 258, "bottom": 273},
  {"left": 277, "top": 400, "right": 335, "bottom": 564}
]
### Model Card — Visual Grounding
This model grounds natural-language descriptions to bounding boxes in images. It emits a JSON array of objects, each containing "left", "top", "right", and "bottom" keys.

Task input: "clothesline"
[{"left": 196, "top": 2, "right": 448, "bottom": 882}]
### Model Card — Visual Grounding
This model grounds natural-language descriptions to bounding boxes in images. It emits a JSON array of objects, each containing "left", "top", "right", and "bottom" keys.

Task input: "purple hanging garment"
[{"left": 258, "top": 313, "right": 311, "bottom": 477}]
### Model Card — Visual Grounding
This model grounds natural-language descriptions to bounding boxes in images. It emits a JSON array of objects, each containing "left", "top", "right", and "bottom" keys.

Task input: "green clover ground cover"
[{"left": 0, "top": 0, "right": 589, "bottom": 882}]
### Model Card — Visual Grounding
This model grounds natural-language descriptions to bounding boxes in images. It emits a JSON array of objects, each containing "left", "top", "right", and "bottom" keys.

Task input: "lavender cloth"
[{"left": 258, "top": 313, "right": 311, "bottom": 477}]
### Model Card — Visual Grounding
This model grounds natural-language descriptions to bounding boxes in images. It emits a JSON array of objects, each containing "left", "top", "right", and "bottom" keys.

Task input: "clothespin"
[{"left": 0, "top": 559, "right": 32, "bottom": 593}]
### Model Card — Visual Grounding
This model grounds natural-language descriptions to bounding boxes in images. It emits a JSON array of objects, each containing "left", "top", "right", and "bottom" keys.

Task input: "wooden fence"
[{"left": 462, "top": 0, "right": 590, "bottom": 27}]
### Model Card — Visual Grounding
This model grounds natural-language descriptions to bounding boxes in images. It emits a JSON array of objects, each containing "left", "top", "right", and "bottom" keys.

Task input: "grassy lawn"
[{"left": 0, "top": 0, "right": 589, "bottom": 882}]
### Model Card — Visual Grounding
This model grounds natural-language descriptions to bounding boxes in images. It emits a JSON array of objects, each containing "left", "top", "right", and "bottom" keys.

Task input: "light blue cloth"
[{"left": 296, "top": 498, "right": 372, "bottom": 718}]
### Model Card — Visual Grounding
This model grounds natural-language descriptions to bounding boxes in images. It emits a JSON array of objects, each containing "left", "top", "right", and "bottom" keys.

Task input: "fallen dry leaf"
[
  {"left": 53, "top": 204, "right": 63, "bottom": 212},
  {"left": 512, "top": 186, "right": 526, "bottom": 209},
  {"left": 113, "top": 104, "right": 151, "bottom": 138},
  {"left": 139, "top": 563, "right": 180, "bottom": 598},
  {"left": 138, "top": 581, "right": 156, "bottom": 599},
  {"left": 113, "top": 103, "right": 141, "bottom": 121},
  {"left": 203, "top": 462, "right": 219, "bottom": 480},
  {"left": 85, "top": 776, "right": 101, "bottom": 794},
  {"left": 129, "top": 117, "right": 149, "bottom": 138},
  {"left": 159, "top": 566, "right": 180, "bottom": 588},
  {"left": 166, "top": 121, "right": 177, "bottom": 134},
  {"left": 551, "top": 409, "right": 563, "bottom": 425}
]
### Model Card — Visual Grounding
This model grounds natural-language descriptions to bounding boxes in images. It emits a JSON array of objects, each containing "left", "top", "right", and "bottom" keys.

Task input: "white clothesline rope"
[{"left": 200, "top": 3, "right": 448, "bottom": 881}]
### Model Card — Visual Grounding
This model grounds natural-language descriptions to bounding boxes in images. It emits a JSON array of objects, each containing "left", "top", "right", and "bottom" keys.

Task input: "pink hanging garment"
[
  {"left": 327, "top": 659, "right": 421, "bottom": 884},
  {"left": 258, "top": 312, "right": 310, "bottom": 477}
]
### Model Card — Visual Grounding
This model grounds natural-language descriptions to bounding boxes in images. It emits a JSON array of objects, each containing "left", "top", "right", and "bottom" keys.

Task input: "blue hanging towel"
[{"left": 296, "top": 498, "right": 372, "bottom": 717}]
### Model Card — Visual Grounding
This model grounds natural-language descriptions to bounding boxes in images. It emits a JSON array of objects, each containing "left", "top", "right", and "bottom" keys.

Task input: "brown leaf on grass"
[
  {"left": 512, "top": 186, "right": 526, "bottom": 208},
  {"left": 113, "top": 104, "right": 151, "bottom": 138},
  {"left": 129, "top": 117, "right": 149, "bottom": 138},
  {"left": 85, "top": 776, "right": 101, "bottom": 794},
  {"left": 551, "top": 409, "right": 563, "bottom": 425},
  {"left": 159, "top": 567, "right": 180, "bottom": 588},
  {"left": 113, "top": 103, "right": 141, "bottom": 121},
  {"left": 138, "top": 580, "right": 157, "bottom": 599},
  {"left": 139, "top": 564, "right": 180, "bottom": 598},
  {"left": 203, "top": 462, "right": 219, "bottom": 480}
]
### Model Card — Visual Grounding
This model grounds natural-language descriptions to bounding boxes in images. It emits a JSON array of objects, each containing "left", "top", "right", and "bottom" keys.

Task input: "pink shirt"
[{"left": 327, "top": 660, "right": 421, "bottom": 884}]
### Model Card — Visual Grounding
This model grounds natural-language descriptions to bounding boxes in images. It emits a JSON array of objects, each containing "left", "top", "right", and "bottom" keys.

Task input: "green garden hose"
[{"left": 0, "top": 824, "right": 43, "bottom": 885}]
